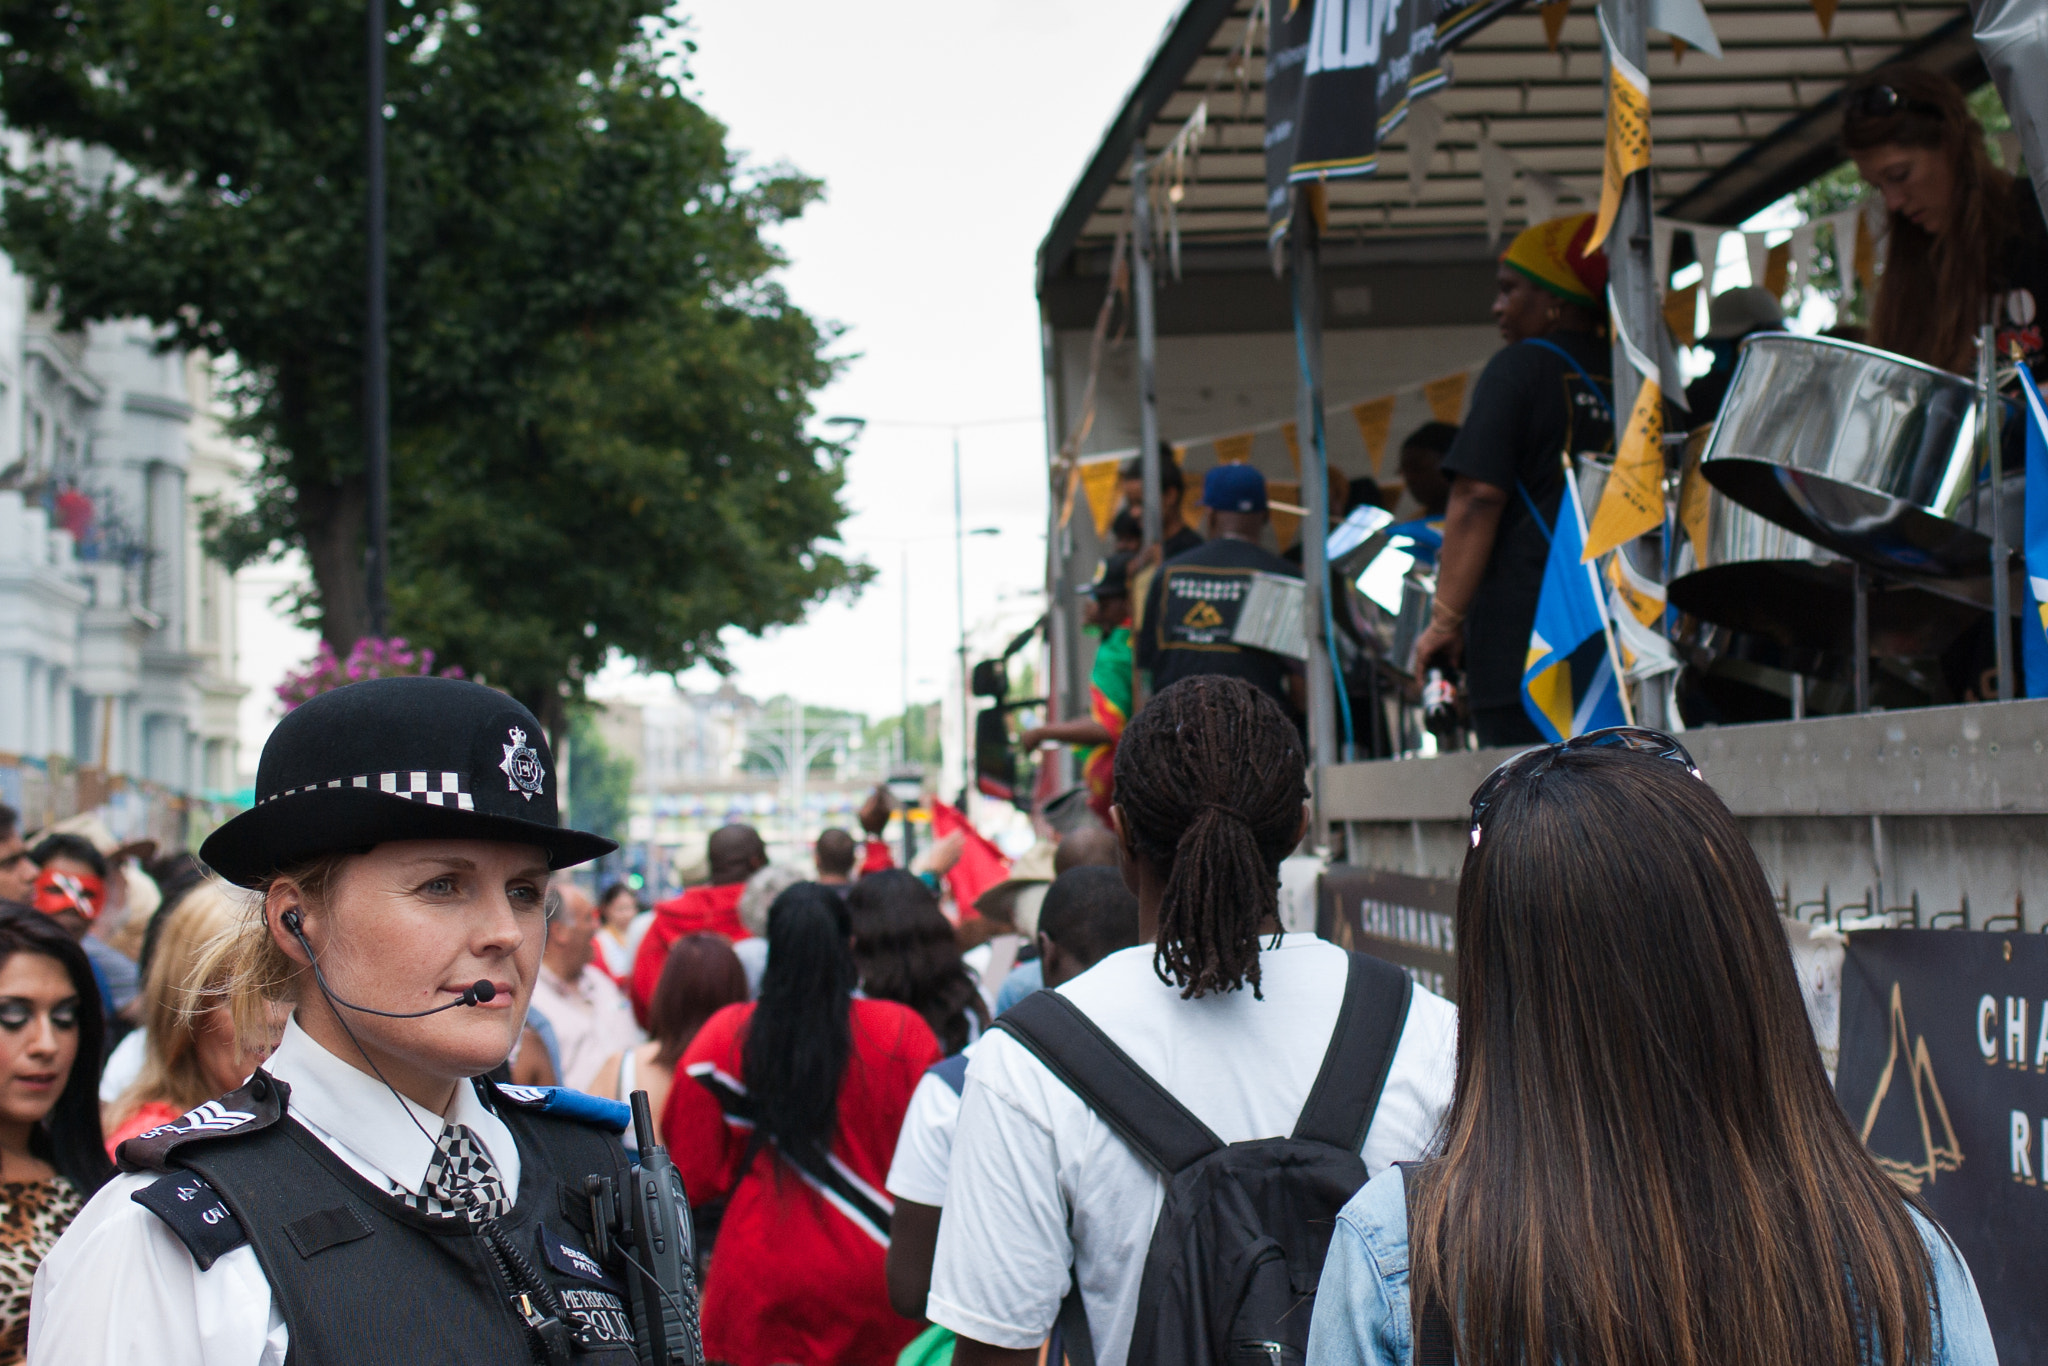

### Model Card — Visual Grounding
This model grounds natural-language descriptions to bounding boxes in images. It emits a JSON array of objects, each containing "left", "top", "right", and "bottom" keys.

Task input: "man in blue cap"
[{"left": 1133, "top": 464, "right": 1304, "bottom": 714}]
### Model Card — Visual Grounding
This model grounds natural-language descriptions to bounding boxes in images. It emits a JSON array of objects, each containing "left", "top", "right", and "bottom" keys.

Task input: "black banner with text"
[{"left": 1838, "top": 930, "right": 2048, "bottom": 1363}]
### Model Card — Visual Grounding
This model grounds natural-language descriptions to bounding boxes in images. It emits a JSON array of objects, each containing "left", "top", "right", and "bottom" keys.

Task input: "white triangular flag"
[
  {"left": 1828, "top": 208, "right": 1859, "bottom": 283},
  {"left": 1480, "top": 136, "right": 1517, "bottom": 248},
  {"left": 1695, "top": 226, "right": 1726, "bottom": 297},
  {"left": 1744, "top": 232, "right": 1771, "bottom": 289},
  {"left": 1653, "top": 218, "right": 1677, "bottom": 294},
  {"left": 1524, "top": 166, "right": 1566, "bottom": 226},
  {"left": 1646, "top": 0, "right": 1723, "bottom": 58},
  {"left": 1789, "top": 222, "right": 1819, "bottom": 294},
  {"left": 1405, "top": 97, "right": 1445, "bottom": 205}
]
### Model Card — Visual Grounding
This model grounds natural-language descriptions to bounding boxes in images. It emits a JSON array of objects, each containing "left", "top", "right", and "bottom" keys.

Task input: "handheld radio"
[{"left": 609, "top": 1090, "right": 703, "bottom": 1366}]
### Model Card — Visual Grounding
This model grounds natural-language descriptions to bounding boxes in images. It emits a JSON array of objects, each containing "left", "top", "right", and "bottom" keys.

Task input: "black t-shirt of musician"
[
  {"left": 1438, "top": 331, "right": 1616, "bottom": 711},
  {"left": 1135, "top": 537, "right": 1303, "bottom": 709}
]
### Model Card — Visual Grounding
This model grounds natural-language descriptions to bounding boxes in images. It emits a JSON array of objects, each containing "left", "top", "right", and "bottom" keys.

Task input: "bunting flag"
[
  {"left": 1540, "top": 0, "right": 1571, "bottom": 50},
  {"left": 1405, "top": 97, "right": 1445, "bottom": 204},
  {"left": 1352, "top": 396, "right": 1397, "bottom": 472},
  {"left": 1677, "top": 429, "right": 1713, "bottom": 566},
  {"left": 1213, "top": 432, "right": 1256, "bottom": 465},
  {"left": 1811, "top": 0, "right": 1839, "bottom": 35},
  {"left": 1281, "top": 421, "right": 1302, "bottom": 475},
  {"left": 1789, "top": 223, "right": 1819, "bottom": 293},
  {"left": 1080, "top": 456, "right": 1122, "bottom": 537},
  {"left": 1267, "top": 481, "right": 1303, "bottom": 550},
  {"left": 1662, "top": 281, "right": 1699, "bottom": 347},
  {"left": 1424, "top": 372, "right": 1469, "bottom": 425},
  {"left": 1589, "top": 11, "right": 1651, "bottom": 253},
  {"left": 2017, "top": 362, "right": 2048, "bottom": 697},
  {"left": 1745, "top": 231, "right": 1772, "bottom": 291},
  {"left": 1480, "top": 136, "right": 1516, "bottom": 247},
  {"left": 1170, "top": 442, "right": 1188, "bottom": 466},
  {"left": 1647, "top": 0, "right": 1723, "bottom": 58},
  {"left": 1524, "top": 463, "right": 1630, "bottom": 740},
  {"left": 1763, "top": 239, "right": 1791, "bottom": 296},
  {"left": 1584, "top": 296, "right": 1666, "bottom": 562},
  {"left": 1607, "top": 555, "right": 1678, "bottom": 676}
]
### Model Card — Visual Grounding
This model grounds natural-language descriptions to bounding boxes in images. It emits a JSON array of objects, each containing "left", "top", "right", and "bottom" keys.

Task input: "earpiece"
[{"left": 284, "top": 906, "right": 494, "bottom": 1020}]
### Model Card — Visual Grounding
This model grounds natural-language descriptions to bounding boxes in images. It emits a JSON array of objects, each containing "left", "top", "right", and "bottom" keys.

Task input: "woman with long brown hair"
[
  {"left": 1305, "top": 729, "right": 1994, "bottom": 1366},
  {"left": 1843, "top": 65, "right": 2047, "bottom": 377}
]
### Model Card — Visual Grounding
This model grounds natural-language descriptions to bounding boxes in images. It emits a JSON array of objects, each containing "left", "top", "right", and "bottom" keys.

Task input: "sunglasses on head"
[
  {"left": 1845, "top": 84, "right": 1944, "bottom": 124},
  {"left": 1468, "top": 726, "right": 1702, "bottom": 848}
]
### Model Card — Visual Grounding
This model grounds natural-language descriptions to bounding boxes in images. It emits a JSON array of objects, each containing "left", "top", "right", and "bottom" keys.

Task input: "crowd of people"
[{"left": 0, "top": 64, "right": 2022, "bottom": 1362}]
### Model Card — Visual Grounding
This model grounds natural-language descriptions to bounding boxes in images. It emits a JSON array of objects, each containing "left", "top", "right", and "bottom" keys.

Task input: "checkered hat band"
[{"left": 259, "top": 771, "right": 475, "bottom": 812}]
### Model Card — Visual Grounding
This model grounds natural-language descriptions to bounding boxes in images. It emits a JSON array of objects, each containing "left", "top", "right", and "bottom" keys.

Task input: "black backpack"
[{"left": 994, "top": 951, "right": 1414, "bottom": 1366}]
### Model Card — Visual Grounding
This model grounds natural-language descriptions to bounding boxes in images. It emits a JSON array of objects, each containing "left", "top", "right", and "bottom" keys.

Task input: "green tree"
[
  {"left": 564, "top": 707, "right": 633, "bottom": 850},
  {"left": 0, "top": 1, "right": 864, "bottom": 729}
]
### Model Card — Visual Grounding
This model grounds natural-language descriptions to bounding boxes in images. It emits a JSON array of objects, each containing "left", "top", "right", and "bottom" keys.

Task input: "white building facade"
[{"left": 0, "top": 249, "right": 243, "bottom": 826}]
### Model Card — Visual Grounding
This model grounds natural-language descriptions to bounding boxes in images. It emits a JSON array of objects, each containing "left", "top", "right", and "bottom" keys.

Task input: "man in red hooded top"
[{"left": 630, "top": 823, "right": 767, "bottom": 1024}]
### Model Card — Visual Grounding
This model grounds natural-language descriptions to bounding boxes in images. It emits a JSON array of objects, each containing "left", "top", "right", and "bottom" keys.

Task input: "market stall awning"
[{"left": 1039, "top": 0, "right": 1982, "bottom": 298}]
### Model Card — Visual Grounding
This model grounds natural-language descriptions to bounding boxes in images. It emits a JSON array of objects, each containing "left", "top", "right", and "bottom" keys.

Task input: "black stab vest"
[{"left": 153, "top": 1076, "right": 639, "bottom": 1365}]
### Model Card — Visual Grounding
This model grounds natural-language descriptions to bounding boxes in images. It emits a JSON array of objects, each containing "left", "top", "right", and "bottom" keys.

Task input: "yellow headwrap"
[{"left": 1502, "top": 212, "right": 1608, "bottom": 309}]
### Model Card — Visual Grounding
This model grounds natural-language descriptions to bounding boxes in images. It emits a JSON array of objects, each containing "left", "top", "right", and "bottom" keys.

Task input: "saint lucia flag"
[
  {"left": 1522, "top": 467, "right": 1629, "bottom": 740},
  {"left": 2019, "top": 365, "right": 2048, "bottom": 697}
]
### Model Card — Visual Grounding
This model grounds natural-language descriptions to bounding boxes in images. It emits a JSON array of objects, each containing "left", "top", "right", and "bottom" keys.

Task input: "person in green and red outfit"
[{"left": 1022, "top": 552, "right": 1134, "bottom": 825}]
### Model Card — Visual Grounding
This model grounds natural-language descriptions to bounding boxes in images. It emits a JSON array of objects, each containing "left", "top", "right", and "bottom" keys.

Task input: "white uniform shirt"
[
  {"left": 29, "top": 1016, "right": 523, "bottom": 1366},
  {"left": 925, "top": 934, "right": 1457, "bottom": 1366}
]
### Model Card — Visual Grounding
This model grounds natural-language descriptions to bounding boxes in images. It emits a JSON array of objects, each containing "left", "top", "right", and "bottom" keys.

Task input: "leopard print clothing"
[{"left": 0, "top": 1177, "right": 82, "bottom": 1366}]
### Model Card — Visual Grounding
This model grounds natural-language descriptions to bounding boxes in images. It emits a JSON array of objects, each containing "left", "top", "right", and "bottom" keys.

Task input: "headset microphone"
[{"left": 282, "top": 910, "right": 497, "bottom": 1019}]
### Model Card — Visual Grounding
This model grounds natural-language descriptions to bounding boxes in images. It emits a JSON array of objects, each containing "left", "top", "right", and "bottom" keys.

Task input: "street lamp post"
[{"left": 744, "top": 702, "right": 859, "bottom": 851}]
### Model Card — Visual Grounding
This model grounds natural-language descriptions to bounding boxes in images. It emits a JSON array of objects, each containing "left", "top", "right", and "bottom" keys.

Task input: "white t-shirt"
[
  {"left": 884, "top": 1042, "right": 978, "bottom": 1208},
  {"left": 926, "top": 933, "right": 1457, "bottom": 1366}
]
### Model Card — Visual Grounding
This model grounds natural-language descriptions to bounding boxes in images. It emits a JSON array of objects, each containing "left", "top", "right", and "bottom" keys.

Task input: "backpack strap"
[
  {"left": 992, "top": 990, "right": 1222, "bottom": 1175},
  {"left": 1400, "top": 1162, "right": 1455, "bottom": 1366},
  {"left": 1291, "top": 952, "right": 1415, "bottom": 1150}
]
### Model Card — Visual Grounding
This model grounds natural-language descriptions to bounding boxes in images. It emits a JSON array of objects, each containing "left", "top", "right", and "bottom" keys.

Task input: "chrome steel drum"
[{"left": 1701, "top": 334, "right": 1982, "bottom": 576}]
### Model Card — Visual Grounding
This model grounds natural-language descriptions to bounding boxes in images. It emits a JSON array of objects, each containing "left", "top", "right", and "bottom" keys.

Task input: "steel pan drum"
[{"left": 1701, "top": 334, "right": 1983, "bottom": 576}]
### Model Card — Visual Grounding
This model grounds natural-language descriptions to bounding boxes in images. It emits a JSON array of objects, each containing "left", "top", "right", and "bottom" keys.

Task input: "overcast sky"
[{"left": 236, "top": 0, "right": 1184, "bottom": 763}]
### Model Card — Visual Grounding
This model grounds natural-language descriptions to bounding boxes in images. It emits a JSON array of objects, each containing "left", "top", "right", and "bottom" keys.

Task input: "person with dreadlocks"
[
  {"left": 667, "top": 882, "right": 938, "bottom": 1366},
  {"left": 927, "top": 676, "right": 1456, "bottom": 1366}
]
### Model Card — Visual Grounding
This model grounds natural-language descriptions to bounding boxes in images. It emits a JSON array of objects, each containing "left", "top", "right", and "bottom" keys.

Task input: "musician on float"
[
  {"left": 1411, "top": 213, "right": 1618, "bottom": 747},
  {"left": 1843, "top": 66, "right": 2048, "bottom": 378},
  {"left": 29, "top": 677, "right": 668, "bottom": 1365}
]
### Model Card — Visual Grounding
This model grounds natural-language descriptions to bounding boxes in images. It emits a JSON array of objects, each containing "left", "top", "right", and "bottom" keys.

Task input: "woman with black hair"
[
  {"left": 0, "top": 908, "right": 112, "bottom": 1362},
  {"left": 669, "top": 883, "right": 939, "bottom": 1366},
  {"left": 930, "top": 676, "right": 1455, "bottom": 1366},
  {"left": 846, "top": 870, "right": 988, "bottom": 1056},
  {"left": 1306, "top": 730, "right": 1994, "bottom": 1366}
]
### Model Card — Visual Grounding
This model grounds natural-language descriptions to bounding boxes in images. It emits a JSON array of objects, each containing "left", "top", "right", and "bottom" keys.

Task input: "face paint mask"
[{"left": 33, "top": 867, "right": 105, "bottom": 922}]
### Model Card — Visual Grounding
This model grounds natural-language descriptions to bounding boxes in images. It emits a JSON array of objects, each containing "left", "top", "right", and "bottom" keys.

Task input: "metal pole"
[
  {"left": 1131, "top": 151, "right": 1164, "bottom": 552},
  {"left": 954, "top": 429, "right": 971, "bottom": 805},
  {"left": 1600, "top": 0, "right": 1662, "bottom": 727},
  {"left": 364, "top": 0, "right": 390, "bottom": 639},
  {"left": 1983, "top": 322, "right": 2013, "bottom": 700},
  {"left": 1290, "top": 192, "right": 1340, "bottom": 805},
  {"left": 1852, "top": 563, "right": 1870, "bottom": 713}
]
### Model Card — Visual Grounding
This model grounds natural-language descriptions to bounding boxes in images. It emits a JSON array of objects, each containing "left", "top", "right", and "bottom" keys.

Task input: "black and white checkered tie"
[{"left": 404, "top": 1121, "right": 511, "bottom": 1224}]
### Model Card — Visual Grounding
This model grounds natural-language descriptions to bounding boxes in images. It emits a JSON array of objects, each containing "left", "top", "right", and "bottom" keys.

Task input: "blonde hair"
[
  {"left": 109, "top": 879, "right": 252, "bottom": 1128},
  {"left": 210, "top": 853, "right": 357, "bottom": 1053}
]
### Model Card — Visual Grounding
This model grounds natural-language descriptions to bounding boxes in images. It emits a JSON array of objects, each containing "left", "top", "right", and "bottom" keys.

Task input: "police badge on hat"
[
  {"left": 499, "top": 727, "right": 546, "bottom": 801},
  {"left": 200, "top": 676, "right": 614, "bottom": 887}
]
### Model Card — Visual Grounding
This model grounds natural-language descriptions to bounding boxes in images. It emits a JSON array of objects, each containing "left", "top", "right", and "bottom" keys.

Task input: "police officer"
[{"left": 29, "top": 676, "right": 692, "bottom": 1365}]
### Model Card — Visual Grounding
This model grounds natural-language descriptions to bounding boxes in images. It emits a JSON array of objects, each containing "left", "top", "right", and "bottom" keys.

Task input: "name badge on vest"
[
  {"left": 539, "top": 1224, "right": 634, "bottom": 1348},
  {"left": 1160, "top": 567, "right": 1252, "bottom": 651}
]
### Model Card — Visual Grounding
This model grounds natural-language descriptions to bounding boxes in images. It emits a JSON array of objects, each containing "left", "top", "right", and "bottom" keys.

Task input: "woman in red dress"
[{"left": 667, "top": 882, "right": 939, "bottom": 1366}]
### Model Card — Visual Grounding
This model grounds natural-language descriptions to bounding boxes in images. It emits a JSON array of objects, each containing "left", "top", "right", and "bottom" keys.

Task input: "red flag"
[{"left": 928, "top": 801, "right": 1011, "bottom": 919}]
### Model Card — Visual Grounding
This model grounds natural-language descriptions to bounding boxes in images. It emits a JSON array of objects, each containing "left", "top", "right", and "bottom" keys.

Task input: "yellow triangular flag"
[
  {"left": 1540, "top": 0, "right": 1570, "bottom": 50},
  {"left": 1661, "top": 281, "right": 1699, "bottom": 347},
  {"left": 1423, "top": 372, "right": 1469, "bottom": 425},
  {"left": 1606, "top": 553, "right": 1665, "bottom": 627},
  {"left": 1268, "top": 481, "right": 1302, "bottom": 550},
  {"left": 1080, "top": 457, "right": 1122, "bottom": 538},
  {"left": 1589, "top": 41, "right": 1651, "bottom": 253},
  {"left": 1763, "top": 240, "right": 1791, "bottom": 297},
  {"left": 1170, "top": 442, "right": 1187, "bottom": 466},
  {"left": 1810, "top": 0, "right": 1838, "bottom": 34},
  {"left": 1677, "top": 428, "right": 1712, "bottom": 567},
  {"left": 1351, "top": 397, "right": 1397, "bottom": 473},
  {"left": 1584, "top": 377, "right": 1667, "bottom": 561},
  {"left": 1280, "top": 422, "right": 1302, "bottom": 475},
  {"left": 1213, "top": 432, "right": 1256, "bottom": 465}
]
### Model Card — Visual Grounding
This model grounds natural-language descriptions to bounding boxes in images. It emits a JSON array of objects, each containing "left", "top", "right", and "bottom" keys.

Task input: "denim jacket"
[{"left": 1306, "top": 1165, "right": 1999, "bottom": 1366}]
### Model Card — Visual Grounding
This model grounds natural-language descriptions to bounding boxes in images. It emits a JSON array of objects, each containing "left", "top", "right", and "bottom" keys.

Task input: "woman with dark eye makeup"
[{"left": 0, "top": 909, "right": 112, "bottom": 1365}]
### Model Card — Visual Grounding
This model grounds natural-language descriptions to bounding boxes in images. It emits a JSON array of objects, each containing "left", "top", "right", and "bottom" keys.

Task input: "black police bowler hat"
[{"left": 200, "top": 676, "right": 617, "bottom": 887}]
